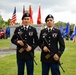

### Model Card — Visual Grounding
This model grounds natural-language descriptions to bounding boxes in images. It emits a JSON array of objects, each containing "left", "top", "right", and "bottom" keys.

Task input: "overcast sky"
[{"left": 0, "top": 0, "right": 76, "bottom": 24}]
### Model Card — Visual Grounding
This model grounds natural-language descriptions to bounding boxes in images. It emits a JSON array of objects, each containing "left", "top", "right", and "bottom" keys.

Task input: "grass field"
[
  {"left": 0, "top": 38, "right": 10, "bottom": 48},
  {"left": 0, "top": 39, "right": 76, "bottom": 75}
]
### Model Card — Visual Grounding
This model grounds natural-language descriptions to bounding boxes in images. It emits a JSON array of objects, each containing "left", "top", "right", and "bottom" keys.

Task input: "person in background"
[
  {"left": 39, "top": 14, "right": 65, "bottom": 75},
  {"left": 11, "top": 13, "right": 38, "bottom": 75}
]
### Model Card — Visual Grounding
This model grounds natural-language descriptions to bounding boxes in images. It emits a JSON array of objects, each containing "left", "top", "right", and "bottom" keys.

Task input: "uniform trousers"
[
  {"left": 42, "top": 62, "right": 60, "bottom": 75},
  {"left": 17, "top": 59, "right": 34, "bottom": 75}
]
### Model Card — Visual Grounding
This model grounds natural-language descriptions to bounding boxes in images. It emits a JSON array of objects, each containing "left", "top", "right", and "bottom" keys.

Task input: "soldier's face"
[
  {"left": 46, "top": 18, "right": 54, "bottom": 27},
  {"left": 23, "top": 17, "right": 30, "bottom": 26}
]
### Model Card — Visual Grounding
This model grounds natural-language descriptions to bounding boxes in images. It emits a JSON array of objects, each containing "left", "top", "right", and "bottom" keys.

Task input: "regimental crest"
[
  {"left": 52, "top": 33, "right": 57, "bottom": 38},
  {"left": 29, "top": 32, "right": 33, "bottom": 36}
]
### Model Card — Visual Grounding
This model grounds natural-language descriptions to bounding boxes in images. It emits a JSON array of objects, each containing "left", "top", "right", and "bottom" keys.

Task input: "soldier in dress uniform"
[
  {"left": 39, "top": 14, "right": 65, "bottom": 75},
  {"left": 11, "top": 13, "right": 38, "bottom": 75}
]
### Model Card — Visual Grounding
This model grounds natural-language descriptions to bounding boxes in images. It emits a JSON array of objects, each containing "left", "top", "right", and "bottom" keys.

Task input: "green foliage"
[
  {"left": 55, "top": 21, "right": 67, "bottom": 27},
  {"left": 55, "top": 21, "right": 75, "bottom": 30},
  {"left": 0, "top": 14, "right": 10, "bottom": 28},
  {"left": 0, "top": 15, "right": 5, "bottom": 28},
  {"left": 5, "top": 19, "right": 10, "bottom": 28}
]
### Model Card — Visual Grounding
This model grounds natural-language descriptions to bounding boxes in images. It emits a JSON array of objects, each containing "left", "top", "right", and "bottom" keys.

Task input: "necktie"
[
  {"left": 48, "top": 29, "right": 51, "bottom": 32},
  {"left": 25, "top": 27, "right": 27, "bottom": 31}
]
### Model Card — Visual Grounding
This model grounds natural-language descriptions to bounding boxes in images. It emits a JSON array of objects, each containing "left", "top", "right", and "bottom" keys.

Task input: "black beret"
[
  {"left": 45, "top": 14, "right": 54, "bottom": 22},
  {"left": 22, "top": 13, "right": 30, "bottom": 20}
]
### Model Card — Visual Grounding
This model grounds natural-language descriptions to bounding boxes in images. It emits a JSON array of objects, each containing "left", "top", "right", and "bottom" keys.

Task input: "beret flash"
[
  {"left": 45, "top": 14, "right": 54, "bottom": 22},
  {"left": 22, "top": 13, "right": 30, "bottom": 20}
]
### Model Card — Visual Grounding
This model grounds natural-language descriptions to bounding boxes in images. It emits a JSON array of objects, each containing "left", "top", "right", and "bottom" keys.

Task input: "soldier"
[
  {"left": 39, "top": 14, "right": 65, "bottom": 75},
  {"left": 11, "top": 13, "right": 38, "bottom": 75}
]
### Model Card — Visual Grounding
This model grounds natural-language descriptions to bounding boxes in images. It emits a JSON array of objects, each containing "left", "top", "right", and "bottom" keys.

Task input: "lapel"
[
  {"left": 45, "top": 28, "right": 48, "bottom": 33},
  {"left": 28, "top": 25, "right": 32, "bottom": 30},
  {"left": 28, "top": 26, "right": 34, "bottom": 36}
]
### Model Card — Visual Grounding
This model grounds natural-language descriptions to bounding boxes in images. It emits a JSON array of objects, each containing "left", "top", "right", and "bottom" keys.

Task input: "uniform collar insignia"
[
  {"left": 53, "top": 27, "right": 55, "bottom": 30},
  {"left": 29, "top": 26, "right": 31, "bottom": 29},
  {"left": 21, "top": 26, "right": 24, "bottom": 29},
  {"left": 45, "top": 28, "right": 48, "bottom": 31}
]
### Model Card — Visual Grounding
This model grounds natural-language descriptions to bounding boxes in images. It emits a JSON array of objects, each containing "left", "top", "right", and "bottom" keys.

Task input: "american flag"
[{"left": 10, "top": 7, "right": 16, "bottom": 25}]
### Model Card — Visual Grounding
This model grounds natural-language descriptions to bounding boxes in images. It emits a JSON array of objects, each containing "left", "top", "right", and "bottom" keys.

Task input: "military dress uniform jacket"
[
  {"left": 11, "top": 25, "right": 38, "bottom": 60},
  {"left": 39, "top": 27, "right": 65, "bottom": 64}
]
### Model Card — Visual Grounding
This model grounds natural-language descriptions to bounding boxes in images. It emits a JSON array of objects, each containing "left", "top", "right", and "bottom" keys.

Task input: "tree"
[
  {"left": 0, "top": 15, "right": 5, "bottom": 28},
  {"left": 5, "top": 19, "right": 10, "bottom": 28},
  {"left": 55, "top": 21, "right": 67, "bottom": 27}
]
